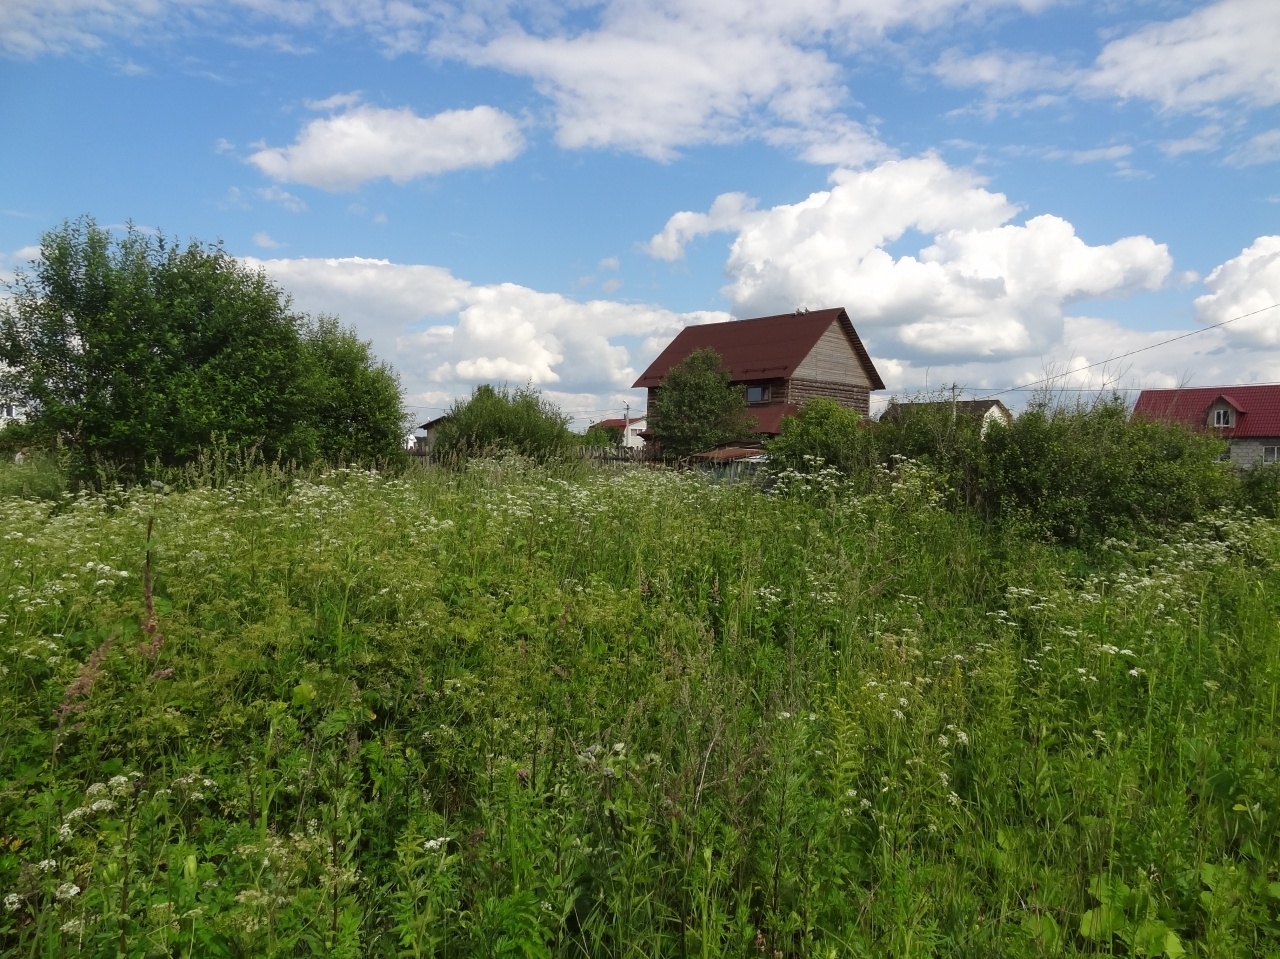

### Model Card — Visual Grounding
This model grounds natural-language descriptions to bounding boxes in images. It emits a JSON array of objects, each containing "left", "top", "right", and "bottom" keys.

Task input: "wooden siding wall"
[
  {"left": 793, "top": 320, "right": 872, "bottom": 388},
  {"left": 787, "top": 379, "right": 870, "bottom": 415}
]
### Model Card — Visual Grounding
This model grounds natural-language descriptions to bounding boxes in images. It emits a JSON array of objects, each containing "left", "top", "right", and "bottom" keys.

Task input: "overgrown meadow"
[{"left": 2, "top": 457, "right": 1279, "bottom": 957}]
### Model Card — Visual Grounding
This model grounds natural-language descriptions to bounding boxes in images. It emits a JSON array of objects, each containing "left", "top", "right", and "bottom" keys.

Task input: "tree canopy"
[
  {"left": 0, "top": 216, "right": 406, "bottom": 479},
  {"left": 648, "top": 348, "right": 752, "bottom": 458}
]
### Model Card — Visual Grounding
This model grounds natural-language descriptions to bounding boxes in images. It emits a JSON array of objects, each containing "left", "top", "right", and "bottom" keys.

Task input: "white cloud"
[
  {"left": 1085, "top": 0, "right": 1280, "bottom": 112},
  {"left": 880, "top": 313, "right": 1280, "bottom": 407},
  {"left": 245, "top": 254, "right": 730, "bottom": 421},
  {"left": 305, "top": 91, "right": 361, "bottom": 111},
  {"left": 1225, "top": 129, "right": 1280, "bottom": 167},
  {"left": 648, "top": 155, "right": 1172, "bottom": 362},
  {"left": 1059, "top": 145, "right": 1131, "bottom": 164},
  {"left": 257, "top": 184, "right": 307, "bottom": 211},
  {"left": 643, "top": 192, "right": 757, "bottom": 261},
  {"left": 933, "top": 48, "right": 1075, "bottom": 101},
  {"left": 248, "top": 102, "right": 525, "bottom": 190},
  {"left": 432, "top": 0, "right": 1043, "bottom": 160},
  {"left": 1159, "top": 124, "right": 1224, "bottom": 157},
  {"left": 252, "top": 231, "right": 282, "bottom": 248},
  {"left": 598, "top": 256, "right": 619, "bottom": 270},
  {"left": 1195, "top": 236, "right": 1280, "bottom": 347}
]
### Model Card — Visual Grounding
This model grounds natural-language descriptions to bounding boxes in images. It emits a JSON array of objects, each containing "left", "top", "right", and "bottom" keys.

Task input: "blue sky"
[{"left": 2, "top": 0, "right": 1278, "bottom": 426}]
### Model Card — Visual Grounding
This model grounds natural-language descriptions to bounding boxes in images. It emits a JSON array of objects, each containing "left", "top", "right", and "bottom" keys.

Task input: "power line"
[{"left": 976, "top": 302, "right": 1280, "bottom": 400}]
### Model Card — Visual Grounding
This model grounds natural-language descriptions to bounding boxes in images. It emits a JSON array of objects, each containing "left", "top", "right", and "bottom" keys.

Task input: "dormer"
[{"left": 1206, "top": 394, "right": 1244, "bottom": 430}]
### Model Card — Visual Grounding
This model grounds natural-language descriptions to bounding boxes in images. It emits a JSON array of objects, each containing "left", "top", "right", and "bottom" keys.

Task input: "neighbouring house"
[
  {"left": 633, "top": 307, "right": 885, "bottom": 437},
  {"left": 413, "top": 414, "right": 452, "bottom": 456},
  {"left": 880, "top": 398, "right": 1014, "bottom": 436},
  {"left": 590, "top": 415, "right": 647, "bottom": 449},
  {"left": 1132, "top": 385, "right": 1280, "bottom": 468},
  {"left": 0, "top": 400, "right": 24, "bottom": 428}
]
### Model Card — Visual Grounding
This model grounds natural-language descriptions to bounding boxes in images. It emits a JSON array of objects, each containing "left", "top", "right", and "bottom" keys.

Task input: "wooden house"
[
  {"left": 633, "top": 308, "right": 884, "bottom": 436},
  {"left": 1133, "top": 385, "right": 1280, "bottom": 468}
]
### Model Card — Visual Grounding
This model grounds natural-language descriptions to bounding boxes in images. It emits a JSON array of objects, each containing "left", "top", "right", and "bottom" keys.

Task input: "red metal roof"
[
  {"left": 1132, "top": 385, "right": 1280, "bottom": 438},
  {"left": 633, "top": 308, "right": 885, "bottom": 391},
  {"left": 592, "top": 416, "right": 644, "bottom": 430}
]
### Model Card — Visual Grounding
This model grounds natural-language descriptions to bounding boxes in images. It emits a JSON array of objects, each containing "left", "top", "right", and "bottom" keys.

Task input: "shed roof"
[
  {"left": 1132, "top": 385, "right": 1280, "bottom": 438},
  {"left": 633, "top": 308, "right": 884, "bottom": 390}
]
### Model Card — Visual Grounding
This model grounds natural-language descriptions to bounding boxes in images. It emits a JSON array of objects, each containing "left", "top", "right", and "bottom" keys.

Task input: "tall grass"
[{"left": 1, "top": 456, "right": 1278, "bottom": 956}]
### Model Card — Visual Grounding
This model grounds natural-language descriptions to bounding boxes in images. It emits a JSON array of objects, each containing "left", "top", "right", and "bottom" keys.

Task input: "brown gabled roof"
[{"left": 633, "top": 308, "right": 885, "bottom": 391}]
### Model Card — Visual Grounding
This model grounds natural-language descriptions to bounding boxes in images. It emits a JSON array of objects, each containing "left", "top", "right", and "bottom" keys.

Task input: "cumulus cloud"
[
  {"left": 246, "top": 254, "right": 730, "bottom": 422},
  {"left": 247, "top": 102, "right": 525, "bottom": 190},
  {"left": 643, "top": 192, "right": 757, "bottom": 261},
  {"left": 1194, "top": 236, "right": 1280, "bottom": 347},
  {"left": 252, "top": 231, "right": 282, "bottom": 248},
  {"left": 878, "top": 313, "right": 1280, "bottom": 407},
  {"left": 647, "top": 155, "right": 1172, "bottom": 363}
]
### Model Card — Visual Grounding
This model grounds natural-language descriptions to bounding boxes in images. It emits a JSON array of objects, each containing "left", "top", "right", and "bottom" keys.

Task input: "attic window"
[
  {"left": 1213, "top": 408, "right": 1233, "bottom": 427},
  {"left": 746, "top": 386, "right": 771, "bottom": 403}
]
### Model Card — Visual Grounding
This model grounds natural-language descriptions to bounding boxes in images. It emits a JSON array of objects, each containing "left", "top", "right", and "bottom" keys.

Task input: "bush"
[
  {"left": 1241, "top": 463, "right": 1280, "bottom": 518},
  {"left": 770, "top": 393, "right": 1236, "bottom": 546},
  {"left": 765, "top": 398, "right": 878, "bottom": 481},
  {"left": 979, "top": 397, "right": 1233, "bottom": 544},
  {"left": 433, "top": 384, "right": 574, "bottom": 463},
  {"left": 582, "top": 424, "right": 622, "bottom": 447}
]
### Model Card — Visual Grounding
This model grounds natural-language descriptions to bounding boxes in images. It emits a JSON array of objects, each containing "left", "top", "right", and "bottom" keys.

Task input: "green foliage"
[
  {"left": 979, "top": 397, "right": 1233, "bottom": 544},
  {"left": 648, "top": 348, "right": 752, "bottom": 458},
  {"left": 292, "top": 315, "right": 409, "bottom": 469},
  {"left": 581, "top": 424, "right": 622, "bottom": 448},
  {"left": 773, "top": 393, "right": 1235, "bottom": 545},
  {"left": 2, "top": 459, "right": 1280, "bottom": 955},
  {"left": 765, "top": 398, "right": 877, "bottom": 480},
  {"left": 1241, "top": 463, "right": 1280, "bottom": 518},
  {"left": 0, "top": 216, "right": 406, "bottom": 481},
  {"left": 433, "top": 384, "right": 574, "bottom": 463}
]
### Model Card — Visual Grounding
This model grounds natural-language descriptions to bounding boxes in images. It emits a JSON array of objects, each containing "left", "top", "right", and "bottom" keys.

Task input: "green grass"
[{"left": 1, "top": 456, "right": 1278, "bottom": 957}]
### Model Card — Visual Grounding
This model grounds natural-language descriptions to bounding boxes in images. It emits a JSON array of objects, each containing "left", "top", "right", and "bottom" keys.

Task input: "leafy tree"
[
  {"left": 293, "top": 315, "right": 408, "bottom": 467},
  {"left": 648, "top": 348, "right": 752, "bottom": 458},
  {"left": 0, "top": 216, "right": 406, "bottom": 479},
  {"left": 433, "top": 383, "right": 574, "bottom": 462}
]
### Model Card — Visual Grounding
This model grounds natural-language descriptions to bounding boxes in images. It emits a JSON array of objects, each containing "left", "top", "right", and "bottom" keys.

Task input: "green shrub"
[
  {"left": 433, "top": 384, "right": 574, "bottom": 463},
  {"left": 765, "top": 398, "right": 878, "bottom": 481},
  {"left": 979, "top": 396, "right": 1233, "bottom": 544},
  {"left": 582, "top": 424, "right": 622, "bottom": 447},
  {"left": 1241, "top": 463, "right": 1280, "bottom": 518}
]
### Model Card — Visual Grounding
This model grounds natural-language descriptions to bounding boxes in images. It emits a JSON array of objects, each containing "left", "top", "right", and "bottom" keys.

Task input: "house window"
[
  {"left": 1265, "top": 446, "right": 1278, "bottom": 464},
  {"left": 746, "top": 386, "right": 771, "bottom": 403},
  {"left": 1213, "top": 408, "right": 1233, "bottom": 427}
]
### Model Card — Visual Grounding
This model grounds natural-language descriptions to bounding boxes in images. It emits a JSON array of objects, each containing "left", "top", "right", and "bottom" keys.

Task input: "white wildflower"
[
  {"left": 4, "top": 892, "right": 21, "bottom": 911},
  {"left": 55, "top": 883, "right": 80, "bottom": 900},
  {"left": 36, "top": 859, "right": 57, "bottom": 872}
]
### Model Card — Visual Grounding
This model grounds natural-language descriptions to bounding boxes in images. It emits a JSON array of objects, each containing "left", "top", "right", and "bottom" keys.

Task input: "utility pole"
[{"left": 622, "top": 401, "right": 630, "bottom": 449}]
